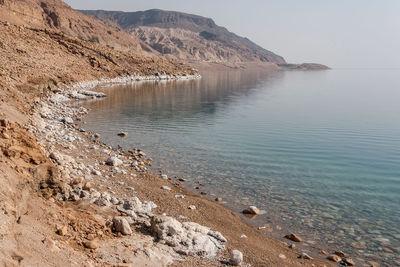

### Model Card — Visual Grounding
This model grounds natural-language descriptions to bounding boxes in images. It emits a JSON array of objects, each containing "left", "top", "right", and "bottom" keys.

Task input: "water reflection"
[{"left": 82, "top": 68, "right": 400, "bottom": 266}]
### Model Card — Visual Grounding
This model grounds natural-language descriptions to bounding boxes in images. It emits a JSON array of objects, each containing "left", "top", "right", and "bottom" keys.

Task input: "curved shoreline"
[{"left": 31, "top": 74, "right": 342, "bottom": 266}]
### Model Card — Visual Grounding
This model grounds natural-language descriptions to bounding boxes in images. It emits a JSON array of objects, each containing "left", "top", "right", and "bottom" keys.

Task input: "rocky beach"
[
  {"left": 0, "top": 0, "right": 387, "bottom": 266},
  {"left": 2, "top": 72, "right": 342, "bottom": 266}
]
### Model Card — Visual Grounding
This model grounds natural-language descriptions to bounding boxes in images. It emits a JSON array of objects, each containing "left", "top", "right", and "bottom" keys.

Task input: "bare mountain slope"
[
  {"left": 0, "top": 0, "right": 143, "bottom": 51},
  {"left": 81, "top": 9, "right": 287, "bottom": 65}
]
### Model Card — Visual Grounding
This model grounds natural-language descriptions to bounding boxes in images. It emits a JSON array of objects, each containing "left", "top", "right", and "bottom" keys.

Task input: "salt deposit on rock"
[{"left": 151, "top": 215, "right": 226, "bottom": 258}]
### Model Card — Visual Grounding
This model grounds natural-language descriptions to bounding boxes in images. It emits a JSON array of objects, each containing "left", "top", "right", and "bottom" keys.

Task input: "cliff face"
[{"left": 81, "top": 9, "right": 287, "bottom": 65}]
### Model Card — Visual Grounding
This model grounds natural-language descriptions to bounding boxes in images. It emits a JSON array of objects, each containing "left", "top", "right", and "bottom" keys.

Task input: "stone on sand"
[
  {"left": 229, "top": 250, "right": 243, "bottom": 266},
  {"left": 113, "top": 217, "right": 133, "bottom": 235}
]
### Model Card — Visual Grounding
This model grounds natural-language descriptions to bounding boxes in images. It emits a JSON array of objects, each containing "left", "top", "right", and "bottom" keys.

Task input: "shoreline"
[{"left": 27, "top": 74, "right": 340, "bottom": 266}]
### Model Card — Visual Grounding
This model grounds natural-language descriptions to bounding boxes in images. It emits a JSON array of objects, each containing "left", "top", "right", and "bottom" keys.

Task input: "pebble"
[
  {"left": 343, "top": 258, "right": 355, "bottom": 266},
  {"left": 319, "top": 250, "right": 328, "bottom": 255},
  {"left": 229, "top": 250, "right": 243, "bottom": 266},
  {"left": 188, "top": 205, "right": 196, "bottom": 210},
  {"left": 84, "top": 240, "right": 99, "bottom": 249},
  {"left": 284, "top": 233, "right": 304, "bottom": 242},
  {"left": 161, "top": 174, "right": 168, "bottom": 179},
  {"left": 126, "top": 186, "right": 134, "bottom": 191},
  {"left": 56, "top": 226, "right": 68, "bottom": 236},
  {"left": 161, "top": 186, "right": 171, "bottom": 191},
  {"left": 215, "top": 197, "right": 222, "bottom": 202},
  {"left": 289, "top": 244, "right": 296, "bottom": 249},
  {"left": 298, "top": 253, "right": 313, "bottom": 260},
  {"left": 91, "top": 170, "right": 101, "bottom": 176},
  {"left": 175, "top": 195, "right": 185, "bottom": 199},
  {"left": 279, "top": 253, "right": 287, "bottom": 259},
  {"left": 367, "top": 261, "right": 380, "bottom": 267},
  {"left": 105, "top": 157, "right": 123, "bottom": 166},
  {"left": 327, "top": 254, "right": 341, "bottom": 262},
  {"left": 61, "top": 117, "right": 73, "bottom": 124},
  {"left": 117, "top": 132, "right": 128, "bottom": 137},
  {"left": 240, "top": 234, "right": 247, "bottom": 239},
  {"left": 334, "top": 250, "right": 347, "bottom": 257},
  {"left": 242, "top": 206, "right": 260, "bottom": 215},
  {"left": 113, "top": 217, "right": 133, "bottom": 235}
]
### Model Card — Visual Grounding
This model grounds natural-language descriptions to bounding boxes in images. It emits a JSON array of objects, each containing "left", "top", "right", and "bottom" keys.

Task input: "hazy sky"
[{"left": 64, "top": 0, "right": 400, "bottom": 68}]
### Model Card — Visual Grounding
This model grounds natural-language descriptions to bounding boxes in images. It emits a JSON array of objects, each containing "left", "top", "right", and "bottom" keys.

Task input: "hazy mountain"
[{"left": 80, "top": 9, "right": 287, "bottom": 65}]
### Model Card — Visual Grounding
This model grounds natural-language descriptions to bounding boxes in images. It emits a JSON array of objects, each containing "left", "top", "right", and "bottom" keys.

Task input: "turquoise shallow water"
[{"left": 83, "top": 69, "right": 400, "bottom": 265}]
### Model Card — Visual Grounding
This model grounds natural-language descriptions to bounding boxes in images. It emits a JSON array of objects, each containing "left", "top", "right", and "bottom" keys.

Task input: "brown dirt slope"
[{"left": 0, "top": 0, "right": 144, "bottom": 51}]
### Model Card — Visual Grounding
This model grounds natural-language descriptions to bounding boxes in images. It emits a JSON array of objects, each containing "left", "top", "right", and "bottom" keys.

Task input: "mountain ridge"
[{"left": 80, "top": 9, "right": 287, "bottom": 65}]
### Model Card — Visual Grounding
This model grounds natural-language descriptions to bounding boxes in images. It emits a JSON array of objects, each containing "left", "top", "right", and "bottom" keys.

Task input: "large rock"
[
  {"left": 113, "top": 217, "right": 133, "bottom": 235},
  {"left": 151, "top": 215, "right": 226, "bottom": 258},
  {"left": 229, "top": 250, "right": 243, "bottom": 266}
]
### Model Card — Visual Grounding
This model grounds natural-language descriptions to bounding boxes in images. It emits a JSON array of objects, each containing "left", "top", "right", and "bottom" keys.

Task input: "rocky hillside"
[
  {"left": 0, "top": 0, "right": 145, "bottom": 51},
  {"left": 80, "top": 9, "right": 287, "bottom": 65}
]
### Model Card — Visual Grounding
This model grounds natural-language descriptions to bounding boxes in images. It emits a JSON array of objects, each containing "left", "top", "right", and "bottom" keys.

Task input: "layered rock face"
[{"left": 81, "top": 9, "right": 287, "bottom": 65}]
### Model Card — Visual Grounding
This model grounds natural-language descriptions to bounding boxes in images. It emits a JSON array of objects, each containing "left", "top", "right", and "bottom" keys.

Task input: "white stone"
[
  {"left": 105, "top": 156, "right": 123, "bottom": 166},
  {"left": 229, "top": 250, "right": 243, "bottom": 266}
]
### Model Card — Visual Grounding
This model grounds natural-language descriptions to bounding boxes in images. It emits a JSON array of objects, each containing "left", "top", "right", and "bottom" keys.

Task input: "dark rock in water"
[
  {"left": 117, "top": 132, "right": 128, "bottom": 137},
  {"left": 284, "top": 233, "right": 304, "bottom": 242},
  {"left": 242, "top": 206, "right": 260, "bottom": 215}
]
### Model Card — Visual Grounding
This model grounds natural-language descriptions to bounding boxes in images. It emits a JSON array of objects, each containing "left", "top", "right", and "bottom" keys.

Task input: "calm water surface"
[{"left": 83, "top": 69, "right": 400, "bottom": 265}]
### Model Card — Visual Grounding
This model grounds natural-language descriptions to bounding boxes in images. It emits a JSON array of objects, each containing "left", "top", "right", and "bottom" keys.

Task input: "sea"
[{"left": 82, "top": 68, "right": 400, "bottom": 265}]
